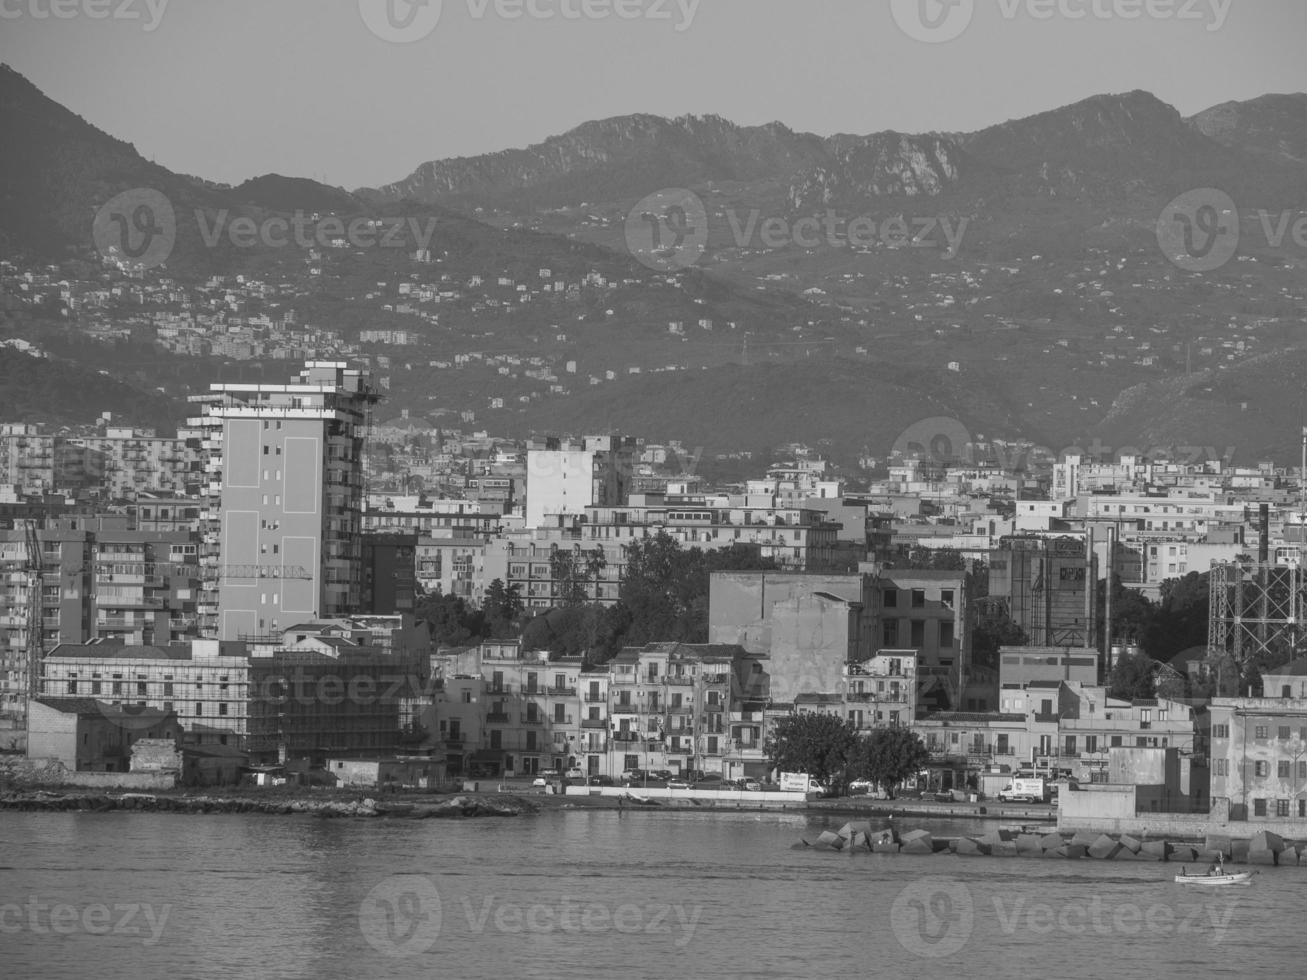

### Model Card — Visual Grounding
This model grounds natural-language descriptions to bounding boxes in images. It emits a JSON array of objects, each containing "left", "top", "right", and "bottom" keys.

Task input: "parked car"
[
  {"left": 649, "top": 769, "right": 673, "bottom": 782},
  {"left": 588, "top": 775, "right": 614, "bottom": 787},
  {"left": 564, "top": 767, "right": 585, "bottom": 780},
  {"left": 667, "top": 780, "right": 689, "bottom": 790},
  {"left": 619, "top": 769, "right": 646, "bottom": 784},
  {"left": 531, "top": 776, "right": 548, "bottom": 788},
  {"left": 539, "top": 769, "right": 560, "bottom": 780}
]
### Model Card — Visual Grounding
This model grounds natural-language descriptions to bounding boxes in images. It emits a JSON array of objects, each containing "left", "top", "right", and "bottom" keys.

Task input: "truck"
[
  {"left": 779, "top": 772, "right": 827, "bottom": 795},
  {"left": 997, "top": 776, "right": 1049, "bottom": 803}
]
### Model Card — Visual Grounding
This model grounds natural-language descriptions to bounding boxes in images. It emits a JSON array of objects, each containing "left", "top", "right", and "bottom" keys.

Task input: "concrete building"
[
  {"left": 26, "top": 696, "right": 181, "bottom": 771},
  {"left": 583, "top": 492, "right": 842, "bottom": 571},
  {"left": 708, "top": 571, "right": 876, "bottom": 703},
  {"left": 1208, "top": 659, "right": 1307, "bottom": 821},
  {"left": 188, "top": 361, "right": 380, "bottom": 639},
  {"left": 870, "top": 568, "right": 969, "bottom": 710},
  {"left": 988, "top": 536, "right": 1097, "bottom": 648},
  {"left": 525, "top": 435, "right": 635, "bottom": 530}
]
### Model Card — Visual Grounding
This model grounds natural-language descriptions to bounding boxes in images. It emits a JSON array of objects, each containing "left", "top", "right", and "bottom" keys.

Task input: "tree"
[
  {"left": 549, "top": 545, "right": 607, "bottom": 606},
  {"left": 415, "top": 593, "right": 485, "bottom": 647},
  {"left": 1107, "top": 649, "right": 1158, "bottom": 701},
  {"left": 1140, "top": 571, "right": 1209, "bottom": 661},
  {"left": 482, "top": 578, "right": 524, "bottom": 638},
  {"left": 847, "top": 727, "right": 930, "bottom": 799},
  {"left": 765, "top": 713, "right": 859, "bottom": 790},
  {"left": 971, "top": 613, "right": 1028, "bottom": 672},
  {"left": 614, "top": 533, "right": 778, "bottom": 649}
]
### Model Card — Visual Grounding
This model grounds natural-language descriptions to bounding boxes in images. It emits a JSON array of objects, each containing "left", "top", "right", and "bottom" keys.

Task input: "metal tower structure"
[{"left": 1207, "top": 560, "right": 1307, "bottom": 664}]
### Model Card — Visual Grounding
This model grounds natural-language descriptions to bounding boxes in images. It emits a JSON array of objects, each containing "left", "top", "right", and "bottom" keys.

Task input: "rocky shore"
[
  {"left": 797, "top": 820, "right": 1307, "bottom": 865},
  {"left": 0, "top": 790, "right": 537, "bottom": 819}
]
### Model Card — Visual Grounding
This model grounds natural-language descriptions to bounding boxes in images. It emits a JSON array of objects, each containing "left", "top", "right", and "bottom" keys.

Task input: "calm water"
[{"left": 0, "top": 808, "right": 1300, "bottom": 980}]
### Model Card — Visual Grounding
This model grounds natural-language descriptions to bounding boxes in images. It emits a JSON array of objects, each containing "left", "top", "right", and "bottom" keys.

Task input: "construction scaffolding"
[{"left": 1207, "top": 560, "right": 1307, "bottom": 664}]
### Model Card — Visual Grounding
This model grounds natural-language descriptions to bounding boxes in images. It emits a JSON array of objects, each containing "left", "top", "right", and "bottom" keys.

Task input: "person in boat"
[{"left": 1207, "top": 864, "right": 1217, "bottom": 876}]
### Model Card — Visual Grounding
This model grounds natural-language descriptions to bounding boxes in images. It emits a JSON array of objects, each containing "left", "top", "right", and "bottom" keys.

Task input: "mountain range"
[{"left": 2, "top": 62, "right": 1306, "bottom": 474}]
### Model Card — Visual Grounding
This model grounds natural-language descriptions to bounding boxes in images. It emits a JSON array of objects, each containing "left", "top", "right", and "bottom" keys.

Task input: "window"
[
  {"left": 1299, "top": 761, "right": 1307, "bottom": 780},
  {"left": 882, "top": 621, "right": 898, "bottom": 646},
  {"left": 1276, "top": 799, "right": 1290, "bottom": 817},
  {"left": 91, "top": 681, "right": 101, "bottom": 695},
  {"left": 1278, "top": 761, "right": 1291, "bottom": 779},
  {"left": 1212, "top": 724, "right": 1229, "bottom": 739},
  {"left": 910, "top": 620, "right": 925, "bottom": 647},
  {"left": 941, "top": 589, "right": 954, "bottom": 608},
  {"left": 66, "top": 679, "right": 77, "bottom": 694},
  {"left": 1253, "top": 798, "right": 1267, "bottom": 817},
  {"left": 1254, "top": 760, "right": 1269, "bottom": 777},
  {"left": 1255, "top": 725, "right": 1269, "bottom": 740},
  {"left": 911, "top": 589, "right": 925, "bottom": 608},
  {"left": 1213, "top": 759, "right": 1227, "bottom": 776},
  {"left": 940, "top": 621, "right": 954, "bottom": 648},
  {"left": 1064, "top": 735, "right": 1078, "bottom": 757},
  {"left": 218, "top": 703, "right": 228, "bottom": 717},
  {"left": 195, "top": 702, "right": 203, "bottom": 716},
  {"left": 1278, "top": 726, "right": 1291, "bottom": 740},
  {"left": 1085, "top": 735, "right": 1098, "bottom": 754},
  {"left": 883, "top": 590, "right": 897, "bottom": 608},
  {"left": 137, "top": 682, "right": 146, "bottom": 696}
]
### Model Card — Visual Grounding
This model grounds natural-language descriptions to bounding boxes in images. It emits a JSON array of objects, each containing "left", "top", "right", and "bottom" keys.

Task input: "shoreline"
[{"left": 0, "top": 784, "right": 1056, "bottom": 824}]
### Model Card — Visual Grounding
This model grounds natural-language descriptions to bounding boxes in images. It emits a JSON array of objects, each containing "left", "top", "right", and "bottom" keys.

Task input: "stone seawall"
[{"left": 797, "top": 820, "right": 1307, "bottom": 866}]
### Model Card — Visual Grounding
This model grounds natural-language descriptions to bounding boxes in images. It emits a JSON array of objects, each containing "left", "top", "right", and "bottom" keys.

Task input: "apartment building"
[
  {"left": 188, "top": 361, "right": 380, "bottom": 639},
  {"left": 1208, "top": 660, "right": 1307, "bottom": 821},
  {"left": 584, "top": 492, "right": 841, "bottom": 571},
  {"left": 525, "top": 435, "right": 635, "bottom": 529}
]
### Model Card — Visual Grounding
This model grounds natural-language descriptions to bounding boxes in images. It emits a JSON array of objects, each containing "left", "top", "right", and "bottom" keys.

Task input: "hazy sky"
[{"left": 2, "top": 0, "right": 1304, "bottom": 190}]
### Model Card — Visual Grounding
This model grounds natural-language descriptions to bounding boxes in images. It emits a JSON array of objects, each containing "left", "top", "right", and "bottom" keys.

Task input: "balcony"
[
  {"left": 611, "top": 731, "right": 640, "bottom": 743},
  {"left": 663, "top": 676, "right": 693, "bottom": 686},
  {"left": 547, "top": 686, "right": 577, "bottom": 697},
  {"left": 521, "top": 714, "right": 545, "bottom": 725},
  {"left": 580, "top": 718, "right": 606, "bottom": 729},
  {"left": 584, "top": 694, "right": 606, "bottom": 703},
  {"left": 485, "top": 711, "right": 512, "bottom": 723}
]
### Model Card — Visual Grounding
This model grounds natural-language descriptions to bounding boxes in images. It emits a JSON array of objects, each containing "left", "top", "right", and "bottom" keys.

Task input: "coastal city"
[
  {"left": 5, "top": 3, "right": 1307, "bottom": 975},
  {"left": 3, "top": 354, "right": 1307, "bottom": 848}
]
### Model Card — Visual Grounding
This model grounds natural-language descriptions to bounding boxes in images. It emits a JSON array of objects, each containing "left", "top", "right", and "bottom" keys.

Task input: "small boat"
[{"left": 1174, "top": 868, "right": 1256, "bottom": 886}]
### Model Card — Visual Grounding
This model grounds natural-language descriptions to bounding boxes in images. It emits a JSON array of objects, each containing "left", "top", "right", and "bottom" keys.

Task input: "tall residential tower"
[{"left": 189, "top": 362, "right": 379, "bottom": 640}]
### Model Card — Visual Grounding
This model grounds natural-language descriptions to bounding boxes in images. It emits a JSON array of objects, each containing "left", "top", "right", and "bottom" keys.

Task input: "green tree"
[
  {"left": 1107, "top": 649, "right": 1158, "bottom": 701},
  {"left": 415, "top": 593, "right": 485, "bottom": 647},
  {"left": 847, "top": 727, "right": 930, "bottom": 799},
  {"left": 765, "top": 713, "right": 859, "bottom": 791},
  {"left": 482, "top": 578, "right": 524, "bottom": 638},
  {"left": 1141, "top": 572, "right": 1209, "bottom": 661},
  {"left": 549, "top": 545, "right": 607, "bottom": 606},
  {"left": 971, "top": 612, "right": 1028, "bottom": 671},
  {"left": 615, "top": 533, "right": 778, "bottom": 648}
]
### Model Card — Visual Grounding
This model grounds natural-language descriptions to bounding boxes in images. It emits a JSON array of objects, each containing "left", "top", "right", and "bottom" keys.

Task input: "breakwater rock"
[
  {"left": 794, "top": 821, "right": 1307, "bottom": 865},
  {"left": 0, "top": 791, "right": 536, "bottom": 819}
]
